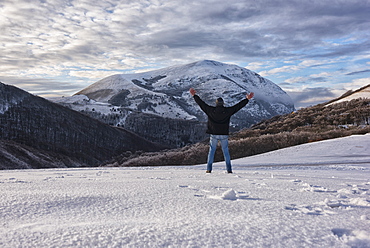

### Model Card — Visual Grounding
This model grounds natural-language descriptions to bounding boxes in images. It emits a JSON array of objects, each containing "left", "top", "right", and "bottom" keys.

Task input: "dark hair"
[{"left": 216, "top": 97, "right": 224, "bottom": 106}]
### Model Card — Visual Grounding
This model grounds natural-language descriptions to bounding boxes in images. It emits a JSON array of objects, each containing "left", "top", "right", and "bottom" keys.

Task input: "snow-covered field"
[{"left": 1, "top": 134, "right": 370, "bottom": 247}]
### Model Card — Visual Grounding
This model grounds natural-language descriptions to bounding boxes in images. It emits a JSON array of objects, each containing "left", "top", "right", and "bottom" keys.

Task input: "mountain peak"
[
  {"left": 55, "top": 60, "right": 295, "bottom": 148},
  {"left": 194, "top": 60, "right": 226, "bottom": 67}
]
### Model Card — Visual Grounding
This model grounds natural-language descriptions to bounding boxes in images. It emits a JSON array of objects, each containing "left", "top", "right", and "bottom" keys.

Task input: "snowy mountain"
[
  {"left": 0, "top": 82, "right": 164, "bottom": 169},
  {"left": 327, "top": 84, "right": 370, "bottom": 106},
  {"left": 54, "top": 60, "right": 294, "bottom": 147}
]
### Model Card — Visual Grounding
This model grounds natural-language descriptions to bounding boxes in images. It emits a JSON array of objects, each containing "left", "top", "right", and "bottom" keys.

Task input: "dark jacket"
[{"left": 193, "top": 95, "right": 249, "bottom": 135}]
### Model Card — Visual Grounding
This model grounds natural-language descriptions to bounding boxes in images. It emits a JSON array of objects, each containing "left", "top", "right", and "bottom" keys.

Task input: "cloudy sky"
[{"left": 1, "top": 0, "right": 370, "bottom": 108}]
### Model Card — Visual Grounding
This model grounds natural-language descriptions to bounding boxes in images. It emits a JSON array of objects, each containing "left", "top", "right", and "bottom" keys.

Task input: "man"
[{"left": 189, "top": 88, "right": 254, "bottom": 173}]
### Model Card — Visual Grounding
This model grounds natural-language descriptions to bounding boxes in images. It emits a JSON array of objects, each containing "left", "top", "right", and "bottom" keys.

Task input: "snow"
[
  {"left": 48, "top": 95, "right": 122, "bottom": 116},
  {"left": 54, "top": 60, "right": 294, "bottom": 125},
  {"left": 327, "top": 85, "right": 370, "bottom": 106},
  {"left": 1, "top": 134, "right": 370, "bottom": 247},
  {"left": 232, "top": 134, "right": 370, "bottom": 167}
]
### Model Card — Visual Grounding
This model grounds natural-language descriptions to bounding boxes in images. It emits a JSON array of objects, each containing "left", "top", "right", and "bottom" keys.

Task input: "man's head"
[{"left": 216, "top": 97, "right": 224, "bottom": 106}]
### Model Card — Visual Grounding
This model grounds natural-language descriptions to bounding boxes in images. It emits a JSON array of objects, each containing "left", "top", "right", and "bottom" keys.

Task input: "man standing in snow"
[{"left": 189, "top": 88, "right": 254, "bottom": 173}]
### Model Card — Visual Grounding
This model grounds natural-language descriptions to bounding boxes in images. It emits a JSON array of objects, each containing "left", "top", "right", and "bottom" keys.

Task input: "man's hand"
[
  {"left": 246, "top": 92, "right": 254, "bottom": 100},
  {"left": 189, "top": 88, "right": 196, "bottom": 96}
]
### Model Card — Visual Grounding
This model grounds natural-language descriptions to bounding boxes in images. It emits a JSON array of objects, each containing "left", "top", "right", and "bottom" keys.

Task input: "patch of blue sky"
[{"left": 323, "top": 36, "right": 367, "bottom": 46}]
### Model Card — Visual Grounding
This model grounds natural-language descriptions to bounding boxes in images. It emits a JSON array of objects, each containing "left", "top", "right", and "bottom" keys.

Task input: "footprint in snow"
[
  {"left": 178, "top": 185, "right": 207, "bottom": 197},
  {"left": 300, "top": 183, "right": 336, "bottom": 193},
  {"left": 338, "top": 184, "right": 369, "bottom": 195},
  {"left": 291, "top": 179, "right": 302, "bottom": 183},
  {"left": 285, "top": 204, "right": 335, "bottom": 215}
]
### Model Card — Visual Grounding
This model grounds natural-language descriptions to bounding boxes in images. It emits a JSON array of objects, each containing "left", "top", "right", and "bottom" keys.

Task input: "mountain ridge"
[{"left": 55, "top": 60, "right": 295, "bottom": 147}]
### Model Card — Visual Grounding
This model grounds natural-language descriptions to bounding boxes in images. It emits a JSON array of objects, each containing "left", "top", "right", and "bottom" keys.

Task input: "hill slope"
[
  {"left": 327, "top": 84, "right": 370, "bottom": 106},
  {"left": 106, "top": 97, "right": 370, "bottom": 167},
  {"left": 0, "top": 82, "right": 164, "bottom": 169}
]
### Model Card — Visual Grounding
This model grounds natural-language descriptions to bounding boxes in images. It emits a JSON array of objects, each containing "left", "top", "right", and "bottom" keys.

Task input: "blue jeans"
[{"left": 207, "top": 134, "right": 232, "bottom": 172}]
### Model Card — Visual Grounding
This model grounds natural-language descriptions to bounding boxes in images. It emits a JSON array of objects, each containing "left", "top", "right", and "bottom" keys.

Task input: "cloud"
[
  {"left": 4, "top": 0, "right": 368, "bottom": 66},
  {"left": 0, "top": 75, "right": 80, "bottom": 97},
  {"left": 346, "top": 69, "right": 370, "bottom": 76},
  {"left": 0, "top": 0, "right": 370, "bottom": 108},
  {"left": 259, "top": 65, "right": 300, "bottom": 77},
  {"left": 341, "top": 77, "right": 370, "bottom": 91},
  {"left": 261, "top": 58, "right": 341, "bottom": 77},
  {"left": 287, "top": 87, "right": 337, "bottom": 108},
  {"left": 284, "top": 77, "right": 308, "bottom": 84},
  {"left": 68, "top": 70, "right": 122, "bottom": 79},
  {"left": 245, "top": 62, "right": 265, "bottom": 71}
]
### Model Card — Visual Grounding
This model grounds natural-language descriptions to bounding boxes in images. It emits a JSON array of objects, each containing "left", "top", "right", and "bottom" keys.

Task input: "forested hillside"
[{"left": 0, "top": 83, "right": 164, "bottom": 169}]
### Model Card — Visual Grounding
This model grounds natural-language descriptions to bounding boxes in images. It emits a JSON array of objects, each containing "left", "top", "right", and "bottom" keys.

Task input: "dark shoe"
[
  {"left": 227, "top": 171, "right": 233, "bottom": 174},
  {"left": 206, "top": 170, "right": 212, "bottom": 173}
]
